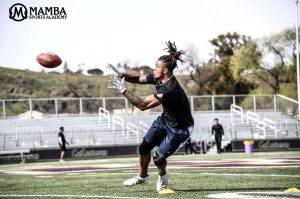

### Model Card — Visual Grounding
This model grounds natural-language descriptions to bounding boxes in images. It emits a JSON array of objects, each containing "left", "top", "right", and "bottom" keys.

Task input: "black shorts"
[
  {"left": 60, "top": 145, "right": 67, "bottom": 152},
  {"left": 143, "top": 117, "right": 193, "bottom": 158}
]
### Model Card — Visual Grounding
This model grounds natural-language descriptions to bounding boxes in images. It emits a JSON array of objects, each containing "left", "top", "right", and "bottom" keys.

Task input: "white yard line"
[
  {"left": 171, "top": 172, "right": 300, "bottom": 178},
  {"left": 0, "top": 195, "right": 165, "bottom": 199},
  {"left": 207, "top": 191, "right": 300, "bottom": 199}
]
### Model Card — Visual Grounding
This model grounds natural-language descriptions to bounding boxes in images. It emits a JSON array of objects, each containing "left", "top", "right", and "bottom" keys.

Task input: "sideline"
[
  {"left": 0, "top": 195, "right": 165, "bottom": 199},
  {"left": 207, "top": 191, "right": 300, "bottom": 199}
]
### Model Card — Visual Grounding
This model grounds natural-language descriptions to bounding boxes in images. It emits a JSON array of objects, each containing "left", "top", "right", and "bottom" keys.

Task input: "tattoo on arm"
[{"left": 123, "top": 90, "right": 146, "bottom": 110}]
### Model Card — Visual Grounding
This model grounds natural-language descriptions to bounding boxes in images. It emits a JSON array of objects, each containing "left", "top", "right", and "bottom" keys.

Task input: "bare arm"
[
  {"left": 123, "top": 90, "right": 161, "bottom": 111},
  {"left": 122, "top": 74, "right": 148, "bottom": 84},
  {"left": 106, "top": 63, "right": 150, "bottom": 84}
]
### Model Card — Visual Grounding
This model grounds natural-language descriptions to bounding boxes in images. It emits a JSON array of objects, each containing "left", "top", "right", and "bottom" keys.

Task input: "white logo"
[{"left": 156, "top": 94, "right": 163, "bottom": 98}]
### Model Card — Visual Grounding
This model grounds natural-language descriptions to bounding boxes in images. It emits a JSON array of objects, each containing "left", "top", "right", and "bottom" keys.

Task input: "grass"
[{"left": 0, "top": 151, "right": 300, "bottom": 199}]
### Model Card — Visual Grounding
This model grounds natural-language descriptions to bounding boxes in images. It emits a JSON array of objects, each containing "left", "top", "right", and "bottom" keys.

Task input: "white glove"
[
  {"left": 106, "top": 63, "right": 123, "bottom": 77},
  {"left": 108, "top": 74, "right": 126, "bottom": 93},
  {"left": 211, "top": 135, "right": 214, "bottom": 140}
]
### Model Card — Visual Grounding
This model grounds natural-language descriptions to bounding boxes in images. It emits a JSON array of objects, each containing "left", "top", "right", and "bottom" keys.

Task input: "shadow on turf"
[{"left": 174, "top": 187, "right": 285, "bottom": 192}]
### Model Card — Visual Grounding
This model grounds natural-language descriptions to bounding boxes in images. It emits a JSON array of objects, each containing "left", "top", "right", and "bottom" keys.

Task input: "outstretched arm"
[
  {"left": 106, "top": 63, "right": 148, "bottom": 84},
  {"left": 108, "top": 74, "right": 160, "bottom": 111},
  {"left": 122, "top": 74, "right": 148, "bottom": 84},
  {"left": 123, "top": 91, "right": 160, "bottom": 111}
]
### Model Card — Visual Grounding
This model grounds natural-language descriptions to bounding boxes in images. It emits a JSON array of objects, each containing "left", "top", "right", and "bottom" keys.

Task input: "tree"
[
  {"left": 231, "top": 27, "right": 297, "bottom": 96},
  {"left": 62, "top": 73, "right": 89, "bottom": 97},
  {"left": 208, "top": 32, "right": 255, "bottom": 94},
  {"left": 210, "top": 32, "right": 248, "bottom": 62},
  {"left": 131, "top": 65, "right": 152, "bottom": 75},
  {"left": 230, "top": 39, "right": 262, "bottom": 81},
  {"left": 183, "top": 32, "right": 256, "bottom": 95},
  {"left": 87, "top": 68, "right": 104, "bottom": 76},
  {"left": 63, "top": 61, "right": 71, "bottom": 73},
  {"left": 185, "top": 43, "right": 201, "bottom": 69},
  {"left": 259, "top": 27, "right": 296, "bottom": 94}
]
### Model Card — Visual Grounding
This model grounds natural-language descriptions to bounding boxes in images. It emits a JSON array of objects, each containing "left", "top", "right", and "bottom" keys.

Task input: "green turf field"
[{"left": 0, "top": 151, "right": 300, "bottom": 199}]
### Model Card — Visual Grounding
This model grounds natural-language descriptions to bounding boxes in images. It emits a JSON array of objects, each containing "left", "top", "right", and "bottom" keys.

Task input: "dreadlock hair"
[{"left": 158, "top": 40, "right": 186, "bottom": 72}]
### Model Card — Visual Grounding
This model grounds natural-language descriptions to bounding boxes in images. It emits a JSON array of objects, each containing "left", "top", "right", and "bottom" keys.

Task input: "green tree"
[
  {"left": 87, "top": 68, "right": 104, "bottom": 76},
  {"left": 231, "top": 27, "right": 297, "bottom": 97},
  {"left": 210, "top": 32, "right": 248, "bottom": 62},
  {"left": 230, "top": 39, "right": 262, "bottom": 81},
  {"left": 183, "top": 32, "right": 256, "bottom": 95},
  {"left": 260, "top": 27, "right": 296, "bottom": 95},
  {"left": 208, "top": 32, "right": 255, "bottom": 94},
  {"left": 63, "top": 61, "right": 71, "bottom": 73}
]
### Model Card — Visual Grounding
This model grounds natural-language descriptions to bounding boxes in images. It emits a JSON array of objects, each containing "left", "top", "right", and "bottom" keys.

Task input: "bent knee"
[
  {"left": 152, "top": 150, "right": 166, "bottom": 166},
  {"left": 139, "top": 141, "right": 152, "bottom": 155}
]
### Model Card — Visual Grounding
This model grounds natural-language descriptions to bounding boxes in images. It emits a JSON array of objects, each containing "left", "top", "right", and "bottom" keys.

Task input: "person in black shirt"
[
  {"left": 211, "top": 118, "right": 224, "bottom": 154},
  {"left": 58, "top": 127, "right": 69, "bottom": 162},
  {"left": 107, "top": 41, "right": 194, "bottom": 193}
]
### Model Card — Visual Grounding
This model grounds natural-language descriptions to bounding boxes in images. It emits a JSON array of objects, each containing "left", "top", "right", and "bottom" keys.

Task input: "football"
[{"left": 36, "top": 52, "right": 62, "bottom": 68}]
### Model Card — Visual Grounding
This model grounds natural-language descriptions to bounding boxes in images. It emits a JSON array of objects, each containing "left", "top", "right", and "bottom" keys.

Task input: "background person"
[
  {"left": 58, "top": 126, "right": 69, "bottom": 162},
  {"left": 211, "top": 118, "right": 224, "bottom": 154}
]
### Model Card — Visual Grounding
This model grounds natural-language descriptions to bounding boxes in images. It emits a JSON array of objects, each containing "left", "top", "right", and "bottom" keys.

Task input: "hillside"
[{"left": 0, "top": 67, "right": 155, "bottom": 99}]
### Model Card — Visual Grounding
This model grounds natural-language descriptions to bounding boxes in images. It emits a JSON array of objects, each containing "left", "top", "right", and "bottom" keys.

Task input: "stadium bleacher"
[{"left": 1, "top": 95, "right": 299, "bottom": 154}]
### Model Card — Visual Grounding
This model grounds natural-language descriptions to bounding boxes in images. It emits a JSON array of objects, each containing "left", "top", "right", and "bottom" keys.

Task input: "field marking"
[
  {"left": 207, "top": 191, "right": 300, "bottom": 199},
  {"left": 54, "top": 171, "right": 300, "bottom": 178},
  {"left": 81, "top": 171, "right": 300, "bottom": 178},
  {"left": 35, "top": 175, "right": 53, "bottom": 178},
  {"left": 171, "top": 172, "right": 300, "bottom": 178},
  {"left": 0, "top": 195, "right": 165, "bottom": 199}
]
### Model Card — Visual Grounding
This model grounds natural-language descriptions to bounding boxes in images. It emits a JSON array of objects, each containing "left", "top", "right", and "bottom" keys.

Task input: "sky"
[{"left": 0, "top": 0, "right": 296, "bottom": 74}]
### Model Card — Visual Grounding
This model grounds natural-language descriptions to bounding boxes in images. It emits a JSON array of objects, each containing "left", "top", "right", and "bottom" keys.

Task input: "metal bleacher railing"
[
  {"left": 230, "top": 104, "right": 278, "bottom": 139},
  {"left": 0, "top": 94, "right": 299, "bottom": 153},
  {"left": 0, "top": 94, "right": 298, "bottom": 118}
]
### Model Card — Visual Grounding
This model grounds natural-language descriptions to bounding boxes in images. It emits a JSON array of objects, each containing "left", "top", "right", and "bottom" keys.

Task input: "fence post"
[
  {"left": 274, "top": 95, "right": 277, "bottom": 112},
  {"left": 233, "top": 95, "right": 236, "bottom": 105},
  {"left": 79, "top": 98, "right": 83, "bottom": 116},
  {"left": 212, "top": 96, "right": 215, "bottom": 112},
  {"left": 102, "top": 98, "right": 106, "bottom": 110},
  {"left": 55, "top": 99, "right": 58, "bottom": 117},
  {"left": 29, "top": 99, "right": 33, "bottom": 119},
  {"left": 253, "top": 95, "right": 256, "bottom": 111},
  {"left": 190, "top": 96, "right": 194, "bottom": 112},
  {"left": 2, "top": 100, "right": 6, "bottom": 119},
  {"left": 125, "top": 98, "right": 128, "bottom": 115}
]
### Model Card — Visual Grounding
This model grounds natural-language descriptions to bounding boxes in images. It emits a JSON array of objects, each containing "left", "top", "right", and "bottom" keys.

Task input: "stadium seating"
[{"left": 1, "top": 94, "right": 300, "bottom": 153}]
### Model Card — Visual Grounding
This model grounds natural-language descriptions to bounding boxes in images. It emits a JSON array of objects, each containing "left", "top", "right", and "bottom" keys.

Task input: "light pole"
[{"left": 296, "top": 0, "right": 300, "bottom": 120}]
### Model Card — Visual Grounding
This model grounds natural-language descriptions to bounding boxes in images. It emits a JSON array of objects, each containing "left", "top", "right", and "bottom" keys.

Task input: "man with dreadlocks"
[{"left": 107, "top": 41, "right": 194, "bottom": 193}]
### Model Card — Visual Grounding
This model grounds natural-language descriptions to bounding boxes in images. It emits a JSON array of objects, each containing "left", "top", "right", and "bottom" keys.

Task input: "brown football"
[{"left": 36, "top": 52, "right": 62, "bottom": 68}]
